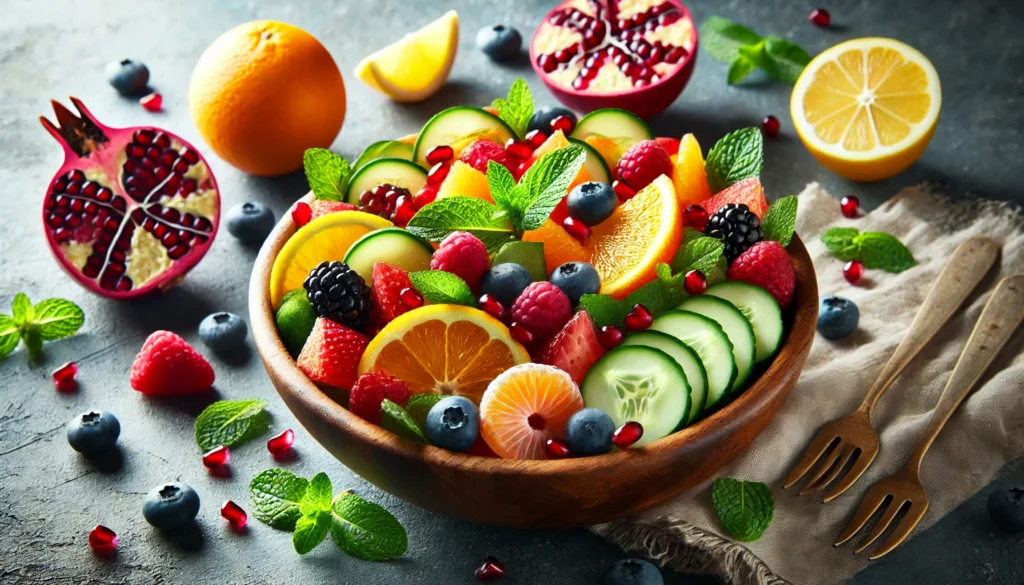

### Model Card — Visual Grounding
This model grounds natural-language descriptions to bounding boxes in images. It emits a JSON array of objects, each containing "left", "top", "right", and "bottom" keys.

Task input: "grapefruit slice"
[{"left": 702, "top": 177, "right": 769, "bottom": 219}]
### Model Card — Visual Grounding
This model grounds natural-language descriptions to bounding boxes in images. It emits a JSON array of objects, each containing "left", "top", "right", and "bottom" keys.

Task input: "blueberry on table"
[
  {"left": 425, "top": 396, "right": 480, "bottom": 452},
  {"left": 105, "top": 59, "right": 150, "bottom": 96},
  {"left": 564, "top": 407, "right": 614, "bottom": 456},
  {"left": 987, "top": 486, "right": 1024, "bottom": 533},
  {"left": 601, "top": 558, "right": 664, "bottom": 585},
  {"left": 481, "top": 263, "right": 534, "bottom": 307},
  {"left": 567, "top": 181, "right": 617, "bottom": 226},
  {"left": 549, "top": 261, "right": 600, "bottom": 307},
  {"left": 476, "top": 25, "right": 522, "bottom": 61},
  {"left": 143, "top": 482, "right": 201, "bottom": 532},
  {"left": 527, "top": 106, "right": 577, "bottom": 135},
  {"left": 225, "top": 201, "right": 275, "bottom": 244},
  {"left": 198, "top": 311, "right": 248, "bottom": 353},
  {"left": 67, "top": 410, "right": 120, "bottom": 455},
  {"left": 817, "top": 295, "right": 859, "bottom": 340}
]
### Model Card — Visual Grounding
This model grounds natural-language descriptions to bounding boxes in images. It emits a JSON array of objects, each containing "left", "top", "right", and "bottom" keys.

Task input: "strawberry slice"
[
  {"left": 536, "top": 311, "right": 606, "bottom": 385},
  {"left": 703, "top": 177, "right": 769, "bottom": 219},
  {"left": 296, "top": 319, "right": 368, "bottom": 390}
]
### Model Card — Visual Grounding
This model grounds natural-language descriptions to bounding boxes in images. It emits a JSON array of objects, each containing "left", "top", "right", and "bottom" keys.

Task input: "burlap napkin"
[{"left": 593, "top": 183, "right": 1024, "bottom": 585}]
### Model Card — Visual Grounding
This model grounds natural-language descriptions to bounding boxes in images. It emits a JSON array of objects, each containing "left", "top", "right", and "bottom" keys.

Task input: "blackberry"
[
  {"left": 303, "top": 261, "right": 372, "bottom": 330},
  {"left": 705, "top": 203, "right": 764, "bottom": 262},
  {"left": 358, "top": 183, "right": 410, "bottom": 220}
]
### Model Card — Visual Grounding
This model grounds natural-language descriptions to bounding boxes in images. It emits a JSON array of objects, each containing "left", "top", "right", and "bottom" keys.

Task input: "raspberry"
[
  {"left": 296, "top": 319, "right": 369, "bottom": 390},
  {"left": 430, "top": 231, "right": 490, "bottom": 290},
  {"left": 348, "top": 372, "right": 411, "bottom": 425},
  {"left": 371, "top": 263, "right": 414, "bottom": 325},
  {"left": 310, "top": 199, "right": 358, "bottom": 220},
  {"left": 727, "top": 241, "right": 796, "bottom": 309},
  {"left": 510, "top": 281, "right": 573, "bottom": 340},
  {"left": 615, "top": 140, "right": 672, "bottom": 191},
  {"left": 130, "top": 331, "right": 215, "bottom": 396},
  {"left": 458, "top": 140, "right": 512, "bottom": 174}
]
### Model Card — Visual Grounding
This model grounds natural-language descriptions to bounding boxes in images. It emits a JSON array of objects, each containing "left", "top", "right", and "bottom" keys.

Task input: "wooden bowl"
[{"left": 249, "top": 195, "right": 818, "bottom": 528}]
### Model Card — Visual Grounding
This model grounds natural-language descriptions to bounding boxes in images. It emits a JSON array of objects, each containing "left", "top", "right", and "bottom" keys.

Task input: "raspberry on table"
[
  {"left": 430, "top": 231, "right": 490, "bottom": 290},
  {"left": 615, "top": 140, "right": 673, "bottom": 192},
  {"left": 510, "top": 281, "right": 572, "bottom": 340},
  {"left": 349, "top": 372, "right": 411, "bottom": 425},
  {"left": 130, "top": 330, "right": 215, "bottom": 396},
  {"left": 459, "top": 139, "right": 512, "bottom": 174},
  {"left": 727, "top": 240, "right": 796, "bottom": 308}
]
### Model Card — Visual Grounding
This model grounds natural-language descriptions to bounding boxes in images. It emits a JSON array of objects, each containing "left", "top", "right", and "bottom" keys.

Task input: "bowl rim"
[
  {"left": 249, "top": 192, "right": 819, "bottom": 477},
  {"left": 527, "top": 0, "right": 699, "bottom": 101}
]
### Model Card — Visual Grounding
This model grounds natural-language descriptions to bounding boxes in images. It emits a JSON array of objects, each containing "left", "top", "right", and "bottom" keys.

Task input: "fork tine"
[
  {"left": 835, "top": 486, "right": 888, "bottom": 546},
  {"left": 853, "top": 498, "right": 905, "bottom": 554},
  {"left": 797, "top": 444, "right": 844, "bottom": 495},
  {"left": 783, "top": 429, "right": 839, "bottom": 489},
  {"left": 869, "top": 500, "right": 929, "bottom": 560},
  {"left": 800, "top": 444, "right": 857, "bottom": 495},
  {"left": 823, "top": 447, "right": 877, "bottom": 502}
]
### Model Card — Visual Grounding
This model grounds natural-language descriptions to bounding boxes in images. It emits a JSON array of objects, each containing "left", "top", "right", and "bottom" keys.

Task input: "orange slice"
[
  {"left": 523, "top": 219, "right": 589, "bottom": 275},
  {"left": 357, "top": 305, "right": 530, "bottom": 404},
  {"left": 672, "top": 133, "right": 711, "bottom": 207},
  {"left": 528, "top": 130, "right": 592, "bottom": 192},
  {"left": 435, "top": 161, "right": 494, "bottom": 203},
  {"left": 479, "top": 363, "right": 584, "bottom": 460}
]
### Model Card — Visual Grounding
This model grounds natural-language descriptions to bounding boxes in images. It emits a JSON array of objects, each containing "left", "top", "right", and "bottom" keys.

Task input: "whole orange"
[{"left": 189, "top": 21, "right": 346, "bottom": 177}]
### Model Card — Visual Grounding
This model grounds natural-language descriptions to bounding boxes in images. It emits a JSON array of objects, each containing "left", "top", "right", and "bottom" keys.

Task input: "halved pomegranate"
[
  {"left": 40, "top": 99, "right": 220, "bottom": 298},
  {"left": 530, "top": 0, "right": 698, "bottom": 118}
]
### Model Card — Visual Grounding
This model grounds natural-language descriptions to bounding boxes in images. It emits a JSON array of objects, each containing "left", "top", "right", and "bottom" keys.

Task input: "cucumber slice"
[
  {"left": 581, "top": 345, "right": 689, "bottom": 446},
  {"left": 649, "top": 310, "right": 736, "bottom": 411},
  {"left": 622, "top": 331, "right": 708, "bottom": 425},
  {"left": 342, "top": 227, "right": 433, "bottom": 283},
  {"left": 568, "top": 138, "right": 612, "bottom": 184},
  {"left": 412, "top": 106, "right": 516, "bottom": 168},
  {"left": 706, "top": 282, "right": 783, "bottom": 363},
  {"left": 676, "top": 296, "right": 756, "bottom": 394},
  {"left": 344, "top": 158, "right": 428, "bottom": 205},
  {"left": 570, "top": 108, "right": 653, "bottom": 143},
  {"left": 353, "top": 140, "right": 414, "bottom": 170}
]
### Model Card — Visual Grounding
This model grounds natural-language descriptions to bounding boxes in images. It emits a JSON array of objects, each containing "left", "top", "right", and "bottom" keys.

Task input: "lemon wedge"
[
  {"left": 355, "top": 11, "right": 459, "bottom": 102},
  {"left": 791, "top": 38, "right": 941, "bottom": 181}
]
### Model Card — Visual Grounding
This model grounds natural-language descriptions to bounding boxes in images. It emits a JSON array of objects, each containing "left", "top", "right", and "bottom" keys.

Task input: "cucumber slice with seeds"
[
  {"left": 706, "top": 281, "right": 783, "bottom": 363},
  {"left": 412, "top": 106, "right": 516, "bottom": 168},
  {"left": 676, "top": 296, "right": 756, "bottom": 394},
  {"left": 649, "top": 310, "right": 736, "bottom": 411},
  {"left": 342, "top": 227, "right": 433, "bottom": 283},
  {"left": 344, "top": 158, "right": 427, "bottom": 206},
  {"left": 622, "top": 331, "right": 708, "bottom": 425},
  {"left": 568, "top": 138, "right": 612, "bottom": 184}
]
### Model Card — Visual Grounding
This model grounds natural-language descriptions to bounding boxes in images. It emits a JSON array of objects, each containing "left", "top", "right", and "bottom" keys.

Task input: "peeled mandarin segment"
[
  {"left": 523, "top": 220, "right": 590, "bottom": 274},
  {"left": 436, "top": 161, "right": 494, "bottom": 203},
  {"left": 672, "top": 133, "right": 711, "bottom": 207}
]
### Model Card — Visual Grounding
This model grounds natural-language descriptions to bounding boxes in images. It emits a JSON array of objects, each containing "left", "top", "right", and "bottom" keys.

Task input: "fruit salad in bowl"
[{"left": 249, "top": 80, "right": 817, "bottom": 527}]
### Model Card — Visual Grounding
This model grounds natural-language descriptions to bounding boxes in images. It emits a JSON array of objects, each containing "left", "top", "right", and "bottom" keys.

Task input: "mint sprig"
[
  {"left": 1, "top": 293, "right": 84, "bottom": 360},
  {"left": 194, "top": 399, "right": 269, "bottom": 451},
  {"left": 409, "top": 271, "right": 477, "bottom": 307},
  {"left": 821, "top": 227, "right": 916, "bottom": 272},
  {"left": 762, "top": 195, "right": 798, "bottom": 247},
  {"left": 579, "top": 277, "right": 686, "bottom": 329},
  {"left": 705, "top": 128, "right": 763, "bottom": 194},
  {"left": 250, "top": 469, "right": 309, "bottom": 531},
  {"left": 669, "top": 233, "right": 726, "bottom": 278},
  {"left": 294, "top": 472, "right": 334, "bottom": 554},
  {"left": 711, "top": 478, "right": 774, "bottom": 542},
  {"left": 700, "top": 16, "right": 811, "bottom": 85},
  {"left": 406, "top": 394, "right": 446, "bottom": 427},
  {"left": 491, "top": 78, "right": 534, "bottom": 139},
  {"left": 303, "top": 148, "right": 353, "bottom": 202},
  {"left": 406, "top": 196, "right": 515, "bottom": 252},
  {"left": 381, "top": 398, "right": 430, "bottom": 443}
]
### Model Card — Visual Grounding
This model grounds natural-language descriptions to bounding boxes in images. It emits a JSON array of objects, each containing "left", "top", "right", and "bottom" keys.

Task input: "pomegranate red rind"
[{"left": 40, "top": 98, "right": 220, "bottom": 299}]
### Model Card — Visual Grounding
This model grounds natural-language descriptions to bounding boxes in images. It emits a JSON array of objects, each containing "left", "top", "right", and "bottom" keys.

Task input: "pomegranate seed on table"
[
  {"left": 809, "top": 8, "right": 831, "bottom": 27},
  {"left": 525, "top": 129, "right": 548, "bottom": 149},
  {"left": 425, "top": 145, "right": 454, "bottom": 165},
  {"left": 504, "top": 138, "right": 533, "bottom": 160},
  {"left": 479, "top": 294, "right": 506, "bottom": 319},
  {"left": 267, "top": 429, "right": 295, "bottom": 455},
  {"left": 291, "top": 202, "right": 312, "bottom": 226},
  {"left": 612, "top": 180, "right": 636, "bottom": 201},
  {"left": 761, "top": 115, "right": 780, "bottom": 137},
  {"left": 597, "top": 325, "right": 624, "bottom": 349},
  {"left": 624, "top": 304, "right": 653, "bottom": 331},
  {"left": 52, "top": 361, "right": 78, "bottom": 392},
  {"left": 561, "top": 216, "right": 591, "bottom": 244},
  {"left": 550, "top": 115, "right": 576, "bottom": 134},
  {"left": 427, "top": 162, "right": 450, "bottom": 186},
  {"left": 220, "top": 500, "right": 248, "bottom": 529},
  {"left": 399, "top": 287, "right": 424, "bottom": 309},
  {"left": 545, "top": 437, "right": 572, "bottom": 459},
  {"left": 682, "top": 204, "right": 709, "bottom": 231},
  {"left": 202, "top": 445, "right": 231, "bottom": 469},
  {"left": 612, "top": 421, "right": 644, "bottom": 448},
  {"left": 88, "top": 525, "right": 118, "bottom": 557},
  {"left": 475, "top": 556, "right": 507, "bottom": 581},
  {"left": 840, "top": 195, "right": 860, "bottom": 218},
  {"left": 139, "top": 93, "right": 163, "bottom": 112},
  {"left": 509, "top": 321, "right": 534, "bottom": 345},
  {"left": 683, "top": 270, "right": 707, "bottom": 295},
  {"left": 844, "top": 260, "right": 865, "bottom": 285}
]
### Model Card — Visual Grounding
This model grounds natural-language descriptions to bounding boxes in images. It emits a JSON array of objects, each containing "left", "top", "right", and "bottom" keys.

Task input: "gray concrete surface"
[{"left": 1, "top": 0, "right": 1022, "bottom": 583}]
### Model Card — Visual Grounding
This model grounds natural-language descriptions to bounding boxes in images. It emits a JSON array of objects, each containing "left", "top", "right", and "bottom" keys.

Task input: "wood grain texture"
[{"left": 248, "top": 193, "right": 818, "bottom": 528}]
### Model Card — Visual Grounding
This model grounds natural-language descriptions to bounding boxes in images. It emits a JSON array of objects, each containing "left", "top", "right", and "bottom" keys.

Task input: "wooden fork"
[
  {"left": 835, "top": 274, "right": 1024, "bottom": 558},
  {"left": 783, "top": 236, "right": 999, "bottom": 500}
]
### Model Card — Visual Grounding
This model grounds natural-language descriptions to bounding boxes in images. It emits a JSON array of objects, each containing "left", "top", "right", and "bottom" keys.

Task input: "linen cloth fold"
[{"left": 593, "top": 183, "right": 1024, "bottom": 585}]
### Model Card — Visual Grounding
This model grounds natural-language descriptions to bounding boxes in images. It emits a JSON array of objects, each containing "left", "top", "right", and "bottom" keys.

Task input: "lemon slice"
[
  {"left": 355, "top": 11, "right": 459, "bottom": 103},
  {"left": 269, "top": 211, "right": 392, "bottom": 308},
  {"left": 791, "top": 38, "right": 941, "bottom": 182}
]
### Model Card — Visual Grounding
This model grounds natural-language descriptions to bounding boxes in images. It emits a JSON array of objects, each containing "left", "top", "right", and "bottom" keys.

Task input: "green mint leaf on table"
[
  {"left": 700, "top": 16, "right": 762, "bottom": 63},
  {"left": 491, "top": 78, "right": 534, "bottom": 139},
  {"left": 705, "top": 127, "right": 763, "bottom": 194},
  {"left": 293, "top": 510, "right": 332, "bottom": 554},
  {"left": 405, "top": 394, "right": 445, "bottom": 427},
  {"left": 303, "top": 148, "right": 352, "bottom": 202},
  {"left": 763, "top": 36, "right": 812, "bottom": 85},
  {"left": 821, "top": 227, "right": 861, "bottom": 260},
  {"left": 250, "top": 469, "right": 309, "bottom": 531},
  {"left": 669, "top": 236, "right": 726, "bottom": 277},
  {"left": 330, "top": 490, "right": 408, "bottom": 560},
  {"left": 195, "top": 399, "right": 270, "bottom": 451},
  {"left": 22, "top": 327, "right": 43, "bottom": 360},
  {"left": 11, "top": 293, "right": 33, "bottom": 327},
  {"left": 409, "top": 271, "right": 477, "bottom": 308},
  {"left": 32, "top": 298, "right": 85, "bottom": 340},
  {"left": 406, "top": 196, "right": 516, "bottom": 252},
  {"left": 517, "top": 145, "right": 587, "bottom": 231},
  {"left": 762, "top": 195, "right": 798, "bottom": 247},
  {"left": 711, "top": 478, "right": 774, "bottom": 542},
  {"left": 380, "top": 399, "right": 430, "bottom": 443},
  {"left": 0, "top": 315, "right": 19, "bottom": 360},
  {"left": 855, "top": 232, "right": 916, "bottom": 272},
  {"left": 353, "top": 140, "right": 403, "bottom": 171},
  {"left": 492, "top": 240, "right": 547, "bottom": 282},
  {"left": 727, "top": 55, "right": 758, "bottom": 85},
  {"left": 300, "top": 472, "right": 334, "bottom": 517},
  {"left": 700, "top": 16, "right": 810, "bottom": 85},
  {"left": 0, "top": 294, "right": 85, "bottom": 359}
]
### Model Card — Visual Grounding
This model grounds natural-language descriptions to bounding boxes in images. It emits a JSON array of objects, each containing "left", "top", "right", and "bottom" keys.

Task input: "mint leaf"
[
  {"left": 354, "top": 140, "right": 406, "bottom": 170},
  {"left": 406, "top": 196, "right": 515, "bottom": 252},
  {"left": 0, "top": 315, "right": 18, "bottom": 359},
  {"left": 700, "top": 16, "right": 811, "bottom": 86},
  {"left": 330, "top": 490, "right": 408, "bottom": 560},
  {"left": 380, "top": 399, "right": 429, "bottom": 443},
  {"left": 711, "top": 478, "right": 774, "bottom": 542},
  {"left": 21, "top": 327, "right": 42, "bottom": 360},
  {"left": 195, "top": 399, "right": 269, "bottom": 451},
  {"left": 486, "top": 161, "right": 519, "bottom": 224},
  {"left": 700, "top": 16, "right": 762, "bottom": 63},
  {"left": 31, "top": 298, "right": 84, "bottom": 341},
  {"left": 293, "top": 511, "right": 332, "bottom": 554},
  {"left": 491, "top": 78, "right": 534, "bottom": 139},
  {"left": 821, "top": 227, "right": 861, "bottom": 261},
  {"left": 762, "top": 195, "right": 798, "bottom": 247},
  {"left": 300, "top": 472, "right": 334, "bottom": 517},
  {"left": 727, "top": 55, "right": 758, "bottom": 84},
  {"left": 11, "top": 293, "right": 33, "bottom": 327},
  {"left": 577, "top": 294, "right": 632, "bottom": 329},
  {"left": 705, "top": 128, "right": 763, "bottom": 193},
  {"left": 303, "top": 148, "right": 352, "bottom": 202},
  {"left": 855, "top": 232, "right": 916, "bottom": 272},
  {"left": 406, "top": 394, "right": 446, "bottom": 428},
  {"left": 670, "top": 236, "right": 726, "bottom": 277},
  {"left": 250, "top": 469, "right": 309, "bottom": 531},
  {"left": 517, "top": 145, "right": 587, "bottom": 231},
  {"left": 493, "top": 240, "right": 547, "bottom": 282},
  {"left": 763, "top": 36, "right": 811, "bottom": 85},
  {"left": 579, "top": 279, "right": 685, "bottom": 328},
  {"left": 409, "top": 271, "right": 477, "bottom": 307}
]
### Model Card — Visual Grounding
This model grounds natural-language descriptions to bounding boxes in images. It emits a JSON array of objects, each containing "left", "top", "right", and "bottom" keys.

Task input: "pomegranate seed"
[
  {"left": 612, "top": 421, "right": 644, "bottom": 448},
  {"left": 89, "top": 524, "right": 118, "bottom": 557},
  {"left": 427, "top": 162, "right": 450, "bottom": 186},
  {"left": 840, "top": 195, "right": 860, "bottom": 218},
  {"left": 613, "top": 180, "right": 636, "bottom": 201},
  {"left": 761, "top": 115, "right": 780, "bottom": 137},
  {"left": 597, "top": 325, "right": 624, "bottom": 349},
  {"left": 561, "top": 216, "right": 591, "bottom": 244},
  {"left": 392, "top": 195, "right": 417, "bottom": 227},
  {"left": 140, "top": 93, "right": 163, "bottom": 112},
  {"left": 525, "top": 129, "right": 548, "bottom": 149},
  {"left": 509, "top": 322, "right": 534, "bottom": 345},
  {"left": 220, "top": 500, "right": 248, "bottom": 529},
  {"left": 683, "top": 204, "right": 709, "bottom": 231},
  {"left": 52, "top": 361, "right": 78, "bottom": 392},
  {"left": 202, "top": 445, "right": 231, "bottom": 469},
  {"left": 291, "top": 202, "right": 312, "bottom": 226},
  {"left": 809, "top": 8, "right": 831, "bottom": 27},
  {"left": 479, "top": 294, "right": 506, "bottom": 319},
  {"left": 399, "top": 287, "right": 424, "bottom": 309},
  {"left": 550, "top": 115, "right": 576, "bottom": 135},
  {"left": 68, "top": 170, "right": 85, "bottom": 182},
  {"left": 475, "top": 556, "right": 506, "bottom": 581},
  {"left": 624, "top": 304, "right": 653, "bottom": 331},
  {"left": 545, "top": 438, "right": 572, "bottom": 459},
  {"left": 684, "top": 270, "right": 707, "bottom": 295},
  {"left": 844, "top": 260, "right": 865, "bottom": 285},
  {"left": 505, "top": 139, "right": 534, "bottom": 160},
  {"left": 538, "top": 54, "right": 558, "bottom": 73},
  {"left": 425, "top": 145, "right": 454, "bottom": 165},
  {"left": 267, "top": 429, "right": 295, "bottom": 455}
]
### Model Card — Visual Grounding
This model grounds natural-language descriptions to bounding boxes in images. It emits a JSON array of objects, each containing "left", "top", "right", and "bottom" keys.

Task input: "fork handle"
[
  {"left": 906, "top": 274, "right": 1024, "bottom": 471},
  {"left": 858, "top": 237, "right": 999, "bottom": 414}
]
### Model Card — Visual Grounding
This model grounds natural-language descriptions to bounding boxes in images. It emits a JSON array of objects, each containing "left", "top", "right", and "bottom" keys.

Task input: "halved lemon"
[
  {"left": 355, "top": 11, "right": 459, "bottom": 102},
  {"left": 269, "top": 211, "right": 391, "bottom": 308},
  {"left": 358, "top": 305, "right": 530, "bottom": 404},
  {"left": 792, "top": 38, "right": 941, "bottom": 181}
]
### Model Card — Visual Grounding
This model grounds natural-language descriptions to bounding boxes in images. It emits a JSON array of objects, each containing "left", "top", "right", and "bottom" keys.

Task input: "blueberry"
[
  {"left": 567, "top": 181, "right": 617, "bottom": 226},
  {"left": 600, "top": 559, "right": 665, "bottom": 585},
  {"left": 225, "top": 201, "right": 275, "bottom": 244},
  {"left": 143, "top": 482, "right": 201, "bottom": 532},
  {"left": 549, "top": 262, "right": 600, "bottom": 307},
  {"left": 817, "top": 295, "right": 859, "bottom": 340},
  {"left": 105, "top": 59, "right": 150, "bottom": 96},
  {"left": 425, "top": 396, "right": 480, "bottom": 452},
  {"left": 198, "top": 312, "right": 248, "bottom": 353},
  {"left": 476, "top": 25, "right": 522, "bottom": 61},
  {"left": 564, "top": 408, "right": 614, "bottom": 456},
  {"left": 481, "top": 263, "right": 534, "bottom": 307},
  {"left": 66, "top": 410, "right": 120, "bottom": 455},
  {"left": 527, "top": 106, "right": 577, "bottom": 135},
  {"left": 987, "top": 486, "right": 1024, "bottom": 533}
]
